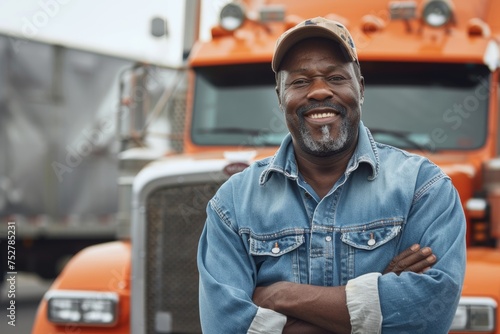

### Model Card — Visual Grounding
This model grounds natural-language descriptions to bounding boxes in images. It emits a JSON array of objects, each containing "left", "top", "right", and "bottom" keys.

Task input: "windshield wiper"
[
  {"left": 197, "top": 127, "right": 271, "bottom": 136},
  {"left": 369, "top": 128, "right": 434, "bottom": 153},
  {"left": 196, "top": 127, "right": 285, "bottom": 146}
]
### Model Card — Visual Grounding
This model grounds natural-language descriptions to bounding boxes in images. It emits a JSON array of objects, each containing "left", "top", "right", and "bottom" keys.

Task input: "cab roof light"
[
  {"left": 259, "top": 5, "right": 285, "bottom": 23},
  {"left": 389, "top": 1, "right": 417, "bottom": 21},
  {"left": 421, "top": 0, "right": 455, "bottom": 28},
  {"left": 219, "top": 2, "right": 246, "bottom": 31}
]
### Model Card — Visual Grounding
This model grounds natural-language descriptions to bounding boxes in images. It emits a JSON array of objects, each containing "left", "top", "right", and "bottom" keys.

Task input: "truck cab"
[{"left": 33, "top": 0, "right": 500, "bottom": 333}]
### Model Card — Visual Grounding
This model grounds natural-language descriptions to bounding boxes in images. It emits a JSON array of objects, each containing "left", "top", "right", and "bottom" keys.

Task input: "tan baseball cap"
[{"left": 272, "top": 17, "right": 358, "bottom": 73}]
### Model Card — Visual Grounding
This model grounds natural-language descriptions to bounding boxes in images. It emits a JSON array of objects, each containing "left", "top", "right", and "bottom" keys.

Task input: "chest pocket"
[
  {"left": 249, "top": 233, "right": 306, "bottom": 284},
  {"left": 341, "top": 223, "right": 402, "bottom": 250},
  {"left": 250, "top": 234, "right": 305, "bottom": 257},
  {"left": 339, "top": 219, "right": 404, "bottom": 283}
]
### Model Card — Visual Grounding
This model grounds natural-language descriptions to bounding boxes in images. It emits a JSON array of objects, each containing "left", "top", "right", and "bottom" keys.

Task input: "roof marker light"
[
  {"left": 468, "top": 18, "right": 491, "bottom": 38},
  {"left": 361, "top": 15, "right": 385, "bottom": 33}
]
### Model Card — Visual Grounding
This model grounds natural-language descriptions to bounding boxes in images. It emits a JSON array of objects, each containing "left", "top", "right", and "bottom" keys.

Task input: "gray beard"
[{"left": 299, "top": 120, "right": 349, "bottom": 156}]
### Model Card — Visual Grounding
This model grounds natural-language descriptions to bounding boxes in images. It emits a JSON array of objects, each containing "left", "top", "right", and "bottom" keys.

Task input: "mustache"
[{"left": 296, "top": 102, "right": 347, "bottom": 117}]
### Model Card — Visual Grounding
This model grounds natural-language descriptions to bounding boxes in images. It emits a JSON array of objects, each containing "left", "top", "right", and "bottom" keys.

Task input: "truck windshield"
[
  {"left": 192, "top": 63, "right": 286, "bottom": 146},
  {"left": 362, "top": 62, "right": 489, "bottom": 152},
  {"left": 191, "top": 62, "right": 490, "bottom": 151}
]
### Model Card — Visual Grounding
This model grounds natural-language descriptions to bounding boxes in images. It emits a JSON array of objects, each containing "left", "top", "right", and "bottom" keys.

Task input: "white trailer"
[{"left": 0, "top": 0, "right": 199, "bottom": 278}]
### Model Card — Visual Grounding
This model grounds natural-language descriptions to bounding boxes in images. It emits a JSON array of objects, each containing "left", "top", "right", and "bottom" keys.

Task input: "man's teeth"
[{"left": 309, "top": 112, "right": 335, "bottom": 119}]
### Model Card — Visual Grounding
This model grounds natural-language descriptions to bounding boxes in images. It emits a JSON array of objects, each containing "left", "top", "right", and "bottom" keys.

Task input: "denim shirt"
[{"left": 198, "top": 122, "right": 466, "bottom": 334}]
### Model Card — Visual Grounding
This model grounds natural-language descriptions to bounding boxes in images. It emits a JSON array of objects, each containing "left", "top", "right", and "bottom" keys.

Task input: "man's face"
[{"left": 277, "top": 38, "right": 364, "bottom": 157}]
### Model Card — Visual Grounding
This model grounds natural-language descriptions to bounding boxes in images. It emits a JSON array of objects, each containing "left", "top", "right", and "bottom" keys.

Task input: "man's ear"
[
  {"left": 359, "top": 76, "right": 365, "bottom": 106},
  {"left": 275, "top": 86, "right": 282, "bottom": 106}
]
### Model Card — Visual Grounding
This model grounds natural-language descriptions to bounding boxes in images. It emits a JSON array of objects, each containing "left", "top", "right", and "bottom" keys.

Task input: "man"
[{"left": 197, "top": 17, "right": 466, "bottom": 333}]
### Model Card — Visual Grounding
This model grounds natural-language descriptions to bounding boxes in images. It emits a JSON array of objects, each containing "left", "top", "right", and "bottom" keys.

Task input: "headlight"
[
  {"left": 219, "top": 2, "right": 246, "bottom": 31},
  {"left": 45, "top": 290, "right": 119, "bottom": 326},
  {"left": 450, "top": 297, "right": 496, "bottom": 331},
  {"left": 421, "top": 0, "right": 454, "bottom": 27}
]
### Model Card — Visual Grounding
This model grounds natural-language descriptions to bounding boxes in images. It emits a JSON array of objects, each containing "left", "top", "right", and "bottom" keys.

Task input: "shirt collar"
[
  {"left": 348, "top": 121, "right": 379, "bottom": 180},
  {"left": 259, "top": 121, "right": 379, "bottom": 185}
]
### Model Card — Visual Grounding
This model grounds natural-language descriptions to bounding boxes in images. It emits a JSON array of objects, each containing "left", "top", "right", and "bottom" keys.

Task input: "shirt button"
[
  {"left": 325, "top": 236, "right": 332, "bottom": 242},
  {"left": 305, "top": 192, "right": 311, "bottom": 199},
  {"left": 368, "top": 233, "right": 376, "bottom": 246},
  {"left": 271, "top": 242, "right": 280, "bottom": 254}
]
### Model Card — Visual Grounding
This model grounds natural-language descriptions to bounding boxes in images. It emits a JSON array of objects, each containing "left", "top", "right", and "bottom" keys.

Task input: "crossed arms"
[{"left": 252, "top": 244, "right": 437, "bottom": 334}]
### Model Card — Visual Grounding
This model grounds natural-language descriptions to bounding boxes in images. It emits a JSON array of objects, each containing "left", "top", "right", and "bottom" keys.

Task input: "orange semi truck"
[{"left": 33, "top": 0, "right": 500, "bottom": 333}]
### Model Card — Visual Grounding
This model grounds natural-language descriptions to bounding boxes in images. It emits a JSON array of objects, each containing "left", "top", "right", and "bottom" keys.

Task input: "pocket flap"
[
  {"left": 250, "top": 234, "right": 305, "bottom": 257},
  {"left": 341, "top": 224, "right": 402, "bottom": 250}
]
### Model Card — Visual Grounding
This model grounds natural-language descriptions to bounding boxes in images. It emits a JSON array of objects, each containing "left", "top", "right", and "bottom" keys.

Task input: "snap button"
[
  {"left": 271, "top": 242, "right": 280, "bottom": 254},
  {"left": 367, "top": 232, "right": 376, "bottom": 246},
  {"left": 325, "top": 236, "right": 332, "bottom": 242}
]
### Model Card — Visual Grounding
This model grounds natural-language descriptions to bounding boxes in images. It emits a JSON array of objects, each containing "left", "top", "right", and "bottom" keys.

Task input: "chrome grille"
[{"left": 145, "top": 182, "right": 221, "bottom": 333}]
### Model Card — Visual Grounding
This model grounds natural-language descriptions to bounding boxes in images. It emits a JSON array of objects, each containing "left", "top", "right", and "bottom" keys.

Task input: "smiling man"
[{"left": 198, "top": 17, "right": 466, "bottom": 333}]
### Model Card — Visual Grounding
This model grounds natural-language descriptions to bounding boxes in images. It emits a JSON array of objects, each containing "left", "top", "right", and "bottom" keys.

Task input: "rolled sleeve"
[
  {"left": 247, "top": 307, "right": 287, "bottom": 334},
  {"left": 346, "top": 272, "right": 382, "bottom": 334}
]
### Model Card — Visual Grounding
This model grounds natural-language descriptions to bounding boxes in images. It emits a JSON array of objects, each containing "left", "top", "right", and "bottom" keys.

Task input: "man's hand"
[{"left": 384, "top": 244, "right": 436, "bottom": 275}]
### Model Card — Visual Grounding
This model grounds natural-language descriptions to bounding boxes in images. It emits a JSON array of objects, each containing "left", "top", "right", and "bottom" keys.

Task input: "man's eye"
[
  {"left": 291, "top": 79, "right": 308, "bottom": 85},
  {"left": 328, "top": 76, "right": 344, "bottom": 82}
]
